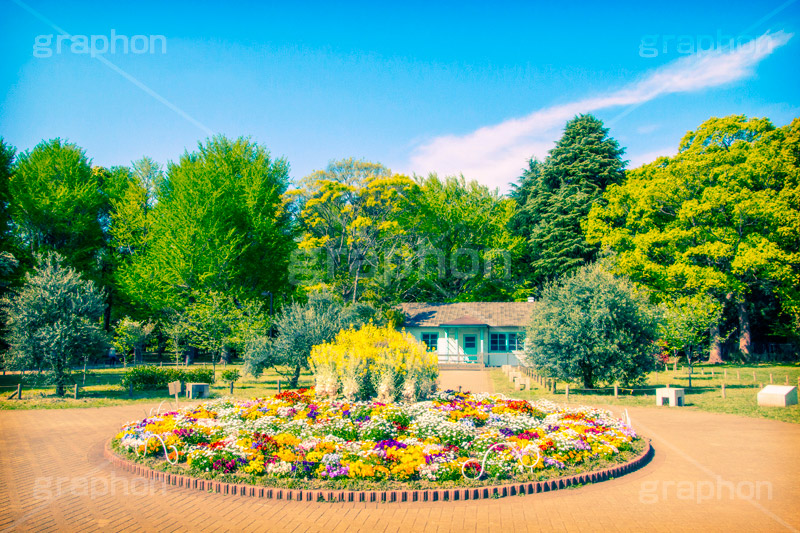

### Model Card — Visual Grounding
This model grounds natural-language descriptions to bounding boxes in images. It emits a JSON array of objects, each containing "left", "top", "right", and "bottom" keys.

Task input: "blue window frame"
[
  {"left": 421, "top": 333, "right": 438, "bottom": 351},
  {"left": 490, "top": 332, "right": 524, "bottom": 352},
  {"left": 490, "top": 333, "right": 506, "bottom": 352},
  {"left": 464, "top": 336, "right": 476, "bottom": 349}
]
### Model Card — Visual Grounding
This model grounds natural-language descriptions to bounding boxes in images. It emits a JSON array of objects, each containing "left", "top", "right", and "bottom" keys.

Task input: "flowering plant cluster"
[
  {"left": 115, "top": 389, "right": 638, "bottom": 484},
  {"left": 309, "top": 323, "right": 438, "bottom": 402}
]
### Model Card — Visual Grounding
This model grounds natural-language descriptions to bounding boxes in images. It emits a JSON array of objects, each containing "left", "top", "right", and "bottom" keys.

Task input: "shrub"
[
  {"left": 309, "top": 323, "right": 438, "bottom": 402},
  {"left": 2, "top": 252, "right": 108, "bottom": 396},
  {"left": 526, "top": 262, "right": 660, "bottom": 388},
  {"left": 121, "top": 365, "right": 215, "bottom": 391},
  {"left": 220, "top": 369, "right": 240, "bottom": 383}
]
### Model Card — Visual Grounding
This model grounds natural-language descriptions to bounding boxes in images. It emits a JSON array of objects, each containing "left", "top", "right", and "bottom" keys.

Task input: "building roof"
[{"left": 398, "top": 302, "right": 535, "bottom": 328}]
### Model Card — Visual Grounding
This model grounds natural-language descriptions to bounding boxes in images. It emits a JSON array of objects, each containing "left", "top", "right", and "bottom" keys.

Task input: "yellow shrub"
[{"left": 309, "top": 323, "right": 438, "bottom": 402}]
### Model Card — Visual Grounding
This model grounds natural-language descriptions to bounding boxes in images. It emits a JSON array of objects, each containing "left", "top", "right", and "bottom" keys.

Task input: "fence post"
[
  {"left": 277, "top": 379, "right": 281, "bottom": 394},
  {"left": 614, "top": 384, "right": 618, "bottom": 398},
  {"left": 737, "top": 370, "right": 740, "bottom": 381},
  {"left": 128, "top": 383, "right": 133, "bottom": 398},
  {"left": 229, "top": 381, "right": 234, "bottom": 395},
  {"left": 565, "top": 384, "right": 569, "bottom": 401},
  {"left": 724, "top": 369, "right": 727, "bottom": 380},
  {"left": 74, "top": 384, "right": 79, "bottom": 399},
  {"left": 770, "top": 373, "right": 773, "bottom": 384},
  {"left": 721, "top": 383, "right": 726, "bottom": 399},
  {"left": 753, "top": 371, "right": 756, "bottom": 381},
  {"left": 16, "top": 383, "right": 22, "bottom": 400}
]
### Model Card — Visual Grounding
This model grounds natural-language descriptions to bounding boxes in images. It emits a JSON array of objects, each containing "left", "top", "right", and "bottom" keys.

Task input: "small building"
[{"left": 397, "top": 302, "right": 535, "bottom": 367}]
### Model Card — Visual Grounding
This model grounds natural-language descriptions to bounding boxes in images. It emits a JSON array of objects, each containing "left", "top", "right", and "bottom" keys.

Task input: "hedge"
[{"left": 120, "top": 366, "right": 216, "bottom": 391}]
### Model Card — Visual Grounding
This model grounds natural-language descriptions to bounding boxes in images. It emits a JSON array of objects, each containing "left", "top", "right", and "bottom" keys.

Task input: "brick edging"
[{"left": 104, "top": 438, "right": 652, "bottom": 503}]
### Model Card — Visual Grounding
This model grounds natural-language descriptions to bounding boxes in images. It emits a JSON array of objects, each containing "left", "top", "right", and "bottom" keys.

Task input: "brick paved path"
[{"left": 1, "top": 371, "right": 798, "bottom": 532}]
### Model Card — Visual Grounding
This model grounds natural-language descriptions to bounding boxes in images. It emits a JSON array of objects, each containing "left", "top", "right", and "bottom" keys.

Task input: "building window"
[
  {"left": 421, "top": 333, "right": 438, "bottom": 351},
  {"left": 508, "top": 333, "right": 524, "bottom": 351},
  {"left": 490, "top": 333, "right": 506, "bottom": 352},
  {"left": 464, "top": 336, "right": 476, "bottom": 349},
  {"left": 490, "top": 332, "right": 524, "bottom": 352}
]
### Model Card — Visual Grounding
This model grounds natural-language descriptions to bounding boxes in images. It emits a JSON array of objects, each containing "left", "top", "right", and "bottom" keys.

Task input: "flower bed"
[{"left": 113, "top": 389, "right": 640, "bottom": 489}]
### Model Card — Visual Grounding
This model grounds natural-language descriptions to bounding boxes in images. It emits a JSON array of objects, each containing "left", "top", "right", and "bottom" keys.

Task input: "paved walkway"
[
  {"left": 1, "top": 371, "right": 799, "bottom": 532},
  {"left": 437, "top": 370, "right": 494, "bottom": 394}
]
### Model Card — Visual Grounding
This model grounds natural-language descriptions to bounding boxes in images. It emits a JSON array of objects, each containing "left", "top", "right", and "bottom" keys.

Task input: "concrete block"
[
  {"left": 656, "top": 387, "right": 684, "bottom": 407},
  {"left": 757, "top": 385, "right": 798, "bottom": 407}
]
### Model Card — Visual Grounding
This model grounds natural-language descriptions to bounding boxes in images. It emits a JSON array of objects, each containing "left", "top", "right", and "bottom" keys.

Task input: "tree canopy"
[{"left": 587, "top": 115, "right": 800, "bottom": 361}]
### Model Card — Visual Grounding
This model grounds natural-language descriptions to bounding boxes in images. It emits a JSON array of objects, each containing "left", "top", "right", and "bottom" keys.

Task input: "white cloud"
[{"left": 404, "top": 31, "right": 792, "bottom": 191}]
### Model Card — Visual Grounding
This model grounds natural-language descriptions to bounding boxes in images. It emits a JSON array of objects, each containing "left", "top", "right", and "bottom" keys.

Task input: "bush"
[
  {"left": 121, "top": 366, "right": 215, "bottom": 391},
  {"left": 220, "top": 369, "right": 240, "bottom": 383},
  {"left": 309, "top": 323, "right": 438, "bottom": 402},
  {"left": 526, "top": 262, "right": 660, "bottom": 388}
]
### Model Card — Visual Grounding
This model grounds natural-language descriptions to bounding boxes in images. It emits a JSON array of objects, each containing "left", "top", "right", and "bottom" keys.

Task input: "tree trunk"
[
  {"left": 290, "top": 363, "right": 302, "bottom": 388},
  {"left": 708, "top": 322, "right": 723, "bottom": 364},
  {"left": 222, "top": 346, "right": 233, "bottom": 364},
  {"left": 737, "top": 299, "right": 751, "bottom": 361},
  {"left": 185, "top": 346, "right": 196, "bottom": 366}
]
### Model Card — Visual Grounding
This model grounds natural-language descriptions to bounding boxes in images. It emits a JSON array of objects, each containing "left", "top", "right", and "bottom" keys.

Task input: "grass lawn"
[
  {"left": 0, "top": 362, "right": 314, "bottom": 410},
  {"left": 489, "top": 362, "right": 800, "bottom": 425}
]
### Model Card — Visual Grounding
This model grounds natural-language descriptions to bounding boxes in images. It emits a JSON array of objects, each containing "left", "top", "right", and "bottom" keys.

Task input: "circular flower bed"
[{"left": 113, "top": 389, "right": 641, "bottom": 489}]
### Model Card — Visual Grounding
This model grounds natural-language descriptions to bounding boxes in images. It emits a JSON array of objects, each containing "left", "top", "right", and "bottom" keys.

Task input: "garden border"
[{"left": 103, "top": 437, "right": 653, "bottom": 504}]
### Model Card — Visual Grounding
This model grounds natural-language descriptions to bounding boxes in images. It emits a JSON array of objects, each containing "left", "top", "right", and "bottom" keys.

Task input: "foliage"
[
  {"left": 113, "top": 317, "right": 156, "bottom": 365},
  {"left": 289, "top": 159, "right": 416, "bottom": 303},
  {"left": 587, "top": 115, "right": 800, "bottom": 360},
  {"left": 9, "top": 139, "right": 106, "bottom": 280},
  {"left": 309, "top": 323, "right": 438, "bottom": 402},
  {"left": 290, "top": 160, "right": 523, "bottom": 304},
  {"left": 115, "top": 392, "right": 639, "bottom": 485},
  {"left": 658, "top": 295, "right": 723, "bottom": 369},
  {"left": 407, "top": 175, "right": 524, "bottom": 302},
  {"left": 244, "top": 291, "right": 378, "bottom": 387},
  {"left": 512, "top": 115, "right": 626, "bottom": 287},
  {"left": 116, "top": 136, "right": 294, "bottom": 313},
  {"left": 2, "top": 252, "right": 108, "bottom": 395},
  {"left": 525, "top": 263, "right": 660, "bottom": 388},
  {"left": 120, "top": 365, "right": 215, "bottom": 391},
  {"left": 221, "top": 369, "right": 240, "bottom": 383},
  {"left": 185, "top": 290, "right": 268, "bottom": 367}
]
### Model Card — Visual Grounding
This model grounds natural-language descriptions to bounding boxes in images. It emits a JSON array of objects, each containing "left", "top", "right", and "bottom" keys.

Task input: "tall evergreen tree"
[{"left": 514, "top": 115, "right": 626, "bottom": 287}]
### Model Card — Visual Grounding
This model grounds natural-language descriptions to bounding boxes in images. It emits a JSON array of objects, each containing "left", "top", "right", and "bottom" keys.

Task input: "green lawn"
[
  {"left": 0, "top": 363, "right": 314, "bottom": 410},
  {"left": 490, "top": 362, "right": 800, "bottom": 425}
]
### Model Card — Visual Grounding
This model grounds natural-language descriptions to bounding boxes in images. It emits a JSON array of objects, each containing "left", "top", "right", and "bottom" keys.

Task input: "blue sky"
[{"left": 1, "top": 0, "right": 798, "bottom": 191}]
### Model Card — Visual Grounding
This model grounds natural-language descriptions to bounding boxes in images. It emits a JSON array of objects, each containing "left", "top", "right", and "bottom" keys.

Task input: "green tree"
[
  {"left": 186, "top": 289, "right": 268, "bottom": 374},
  {"left": 9, "top": 139, "right": 106, "bottom": 278},
  {"left": 0, "top": 138, "right": 14, "bottom": 252},
  {"left": 113, "top": 317, "right": 156, "bottom": 365},
  {"left": 117, "top": 136, "right": 294, "bottom": 313},
  {"left": 587, "top": 115, "right": 800, "bottom": 361},
  {"left": 244, "top": 291, "right": 378, "bottom": 387},
  {"left": 410, "top": 174, "right": 524, "bottom": 301},
  {"left": 525, "top": 263, "right": 659, "bottom": 388},
  {"left": 658, "top": 295, "right": 722, "bottom": 386},
  {"left": 0, "top": 140, "right": 17, "bottom": 355},
  {"left": 2, "top": 252, "right": 108, "bottom": 396},
  {"left": 514, "top": 115, "right": 626, "bottom": 287},
  {"left": 289, "top": 159, "right": 416, "bottom": 304}
]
